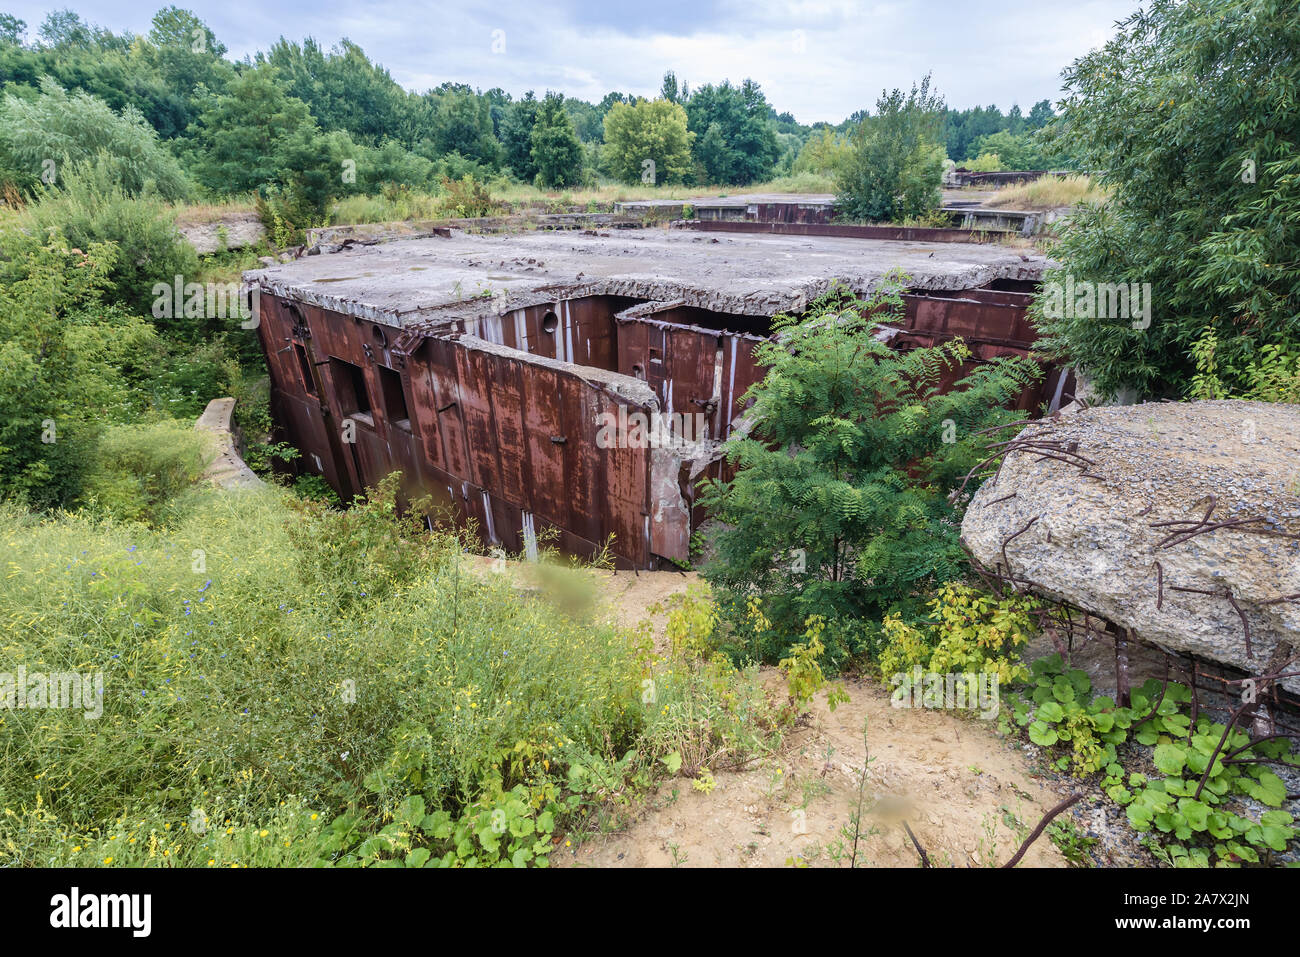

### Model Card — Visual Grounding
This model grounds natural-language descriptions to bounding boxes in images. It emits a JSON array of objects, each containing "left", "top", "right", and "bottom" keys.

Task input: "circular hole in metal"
[
  {"left": 541, "top": 311, "right": 558, "bottom": 334},
  {"left": 631, "top": 364, "right": 644, "bottom": 379}
]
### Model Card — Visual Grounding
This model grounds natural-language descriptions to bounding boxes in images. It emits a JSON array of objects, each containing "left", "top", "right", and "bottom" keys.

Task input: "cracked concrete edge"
[{"left": 194, "top": 397, "right": 264, "bottom": 490}]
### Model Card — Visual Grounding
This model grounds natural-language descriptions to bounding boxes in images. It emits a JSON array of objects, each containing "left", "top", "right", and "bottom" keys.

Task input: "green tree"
[
  {"left": 685, "top": 79, "right": 780, "bottom": 185},
  {"left": 184, "top": 65, "right": 347, "bottom": 227},
  {"left": 0, "top": 77, "right": 192, "bottom": 198},
  {"left": 967, "top": 129, "right": 1057, "bottom": 170},
  {"left": 430, "top": 86, "right": 500, "bottom": 168},
  {"left": 529, "top": 91, "right": 583, "bottom": 188},
  {"left": 0, "top": 13, "right": 24, "bottom": 44},
  {"left": 601, "top": 97, "right": 694, "bottom": 185},
  {"left": 836, "top": 75, "right": 946, "bottom": 222},
  {"left": 137, "top": 6, "right": 233, "bottom": 129},
  {"left": 698, "top": 280, "right": 1039, "bottom": 659},
  {"left": 262, "top": 37, "right": 408, "bottom": 147},
  {"left": 1035, "top": 0, "right": 1300, "bottom": 399},
  {"left": 0, "top": 229, "right": 160, "bottom": 510},
  {"left": 0, "top": 13, "right": 193, "bottom": 138},
  {"left": 793, "top": 126, "right": 851, "bottom": 176},
  {"left": 499, "top": 91, "right": 539, "bottom": 181},
  {"left": 660, "top": 70, "right": 680, "bottom": 104}
]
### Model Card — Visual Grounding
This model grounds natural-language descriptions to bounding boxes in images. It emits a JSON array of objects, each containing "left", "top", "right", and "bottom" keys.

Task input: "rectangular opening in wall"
[
  {"left": 294, "top": 343, "right": 317, "bottom": 395},
  {"left": 378, "top": 366, "right": 411, "bottom": 431},
  {"left": 330, "top": 357, "right": 373, "bottom": 425}
]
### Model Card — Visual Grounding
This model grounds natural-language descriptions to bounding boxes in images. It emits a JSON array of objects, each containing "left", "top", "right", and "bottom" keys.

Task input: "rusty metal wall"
[
  {"left": 259, "top": 293, "right": 670, "bottom": 568},
  {"left": 687, "top": 219, "right": 1014, "bottom": 242},
  {"left": 461, "top": 295, "right": 641, "bottom": 369},
  {"left": 259, "top": 275, "right": 1071, "bottom": 569},
  {"left": 886, "top": 291, "right": 1074, "bottom": 412}
]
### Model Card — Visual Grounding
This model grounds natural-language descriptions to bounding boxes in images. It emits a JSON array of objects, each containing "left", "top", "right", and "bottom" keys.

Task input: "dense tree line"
[{"left": 0, "top": 5, "right": 1064, "bottom": 216}]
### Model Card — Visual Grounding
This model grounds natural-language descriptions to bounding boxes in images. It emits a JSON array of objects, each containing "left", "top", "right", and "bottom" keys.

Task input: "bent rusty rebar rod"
[
  {"left": 902, "top": 820, "right": 931, "bottom": 868},
  {"left": 1000, "top": 516, "right": 1040, "bottom": 576},
  {"left": 1000, "top": 793, "right": 1084, "bottom": 868},
  {"left": 1168, "top": 584, "right": 1253, "bottom": 658}
]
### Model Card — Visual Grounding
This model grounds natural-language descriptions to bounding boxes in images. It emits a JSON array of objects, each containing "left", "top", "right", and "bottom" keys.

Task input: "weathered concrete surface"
[
  {"left": 961, "top": 401, "right": 1300, "bottom": 691},
  {"left": 195, "top": 397, "right": 263, "bottom": 489},
  {"left": 244, "top": 227, "right": 1049, "bottom": 327},
  {"left": 177, "top": 212, "right": 266, "bottom": 255}
]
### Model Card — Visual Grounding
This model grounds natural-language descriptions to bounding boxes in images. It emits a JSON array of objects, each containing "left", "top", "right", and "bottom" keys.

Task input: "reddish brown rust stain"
[{"left": 258, "top": 279, "right": 1065, "bottom": 569}]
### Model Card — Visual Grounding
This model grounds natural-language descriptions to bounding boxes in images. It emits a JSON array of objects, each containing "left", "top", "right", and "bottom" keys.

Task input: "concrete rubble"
[{"left": 960, "top": 400, "right": 1300, "bottom": 692}]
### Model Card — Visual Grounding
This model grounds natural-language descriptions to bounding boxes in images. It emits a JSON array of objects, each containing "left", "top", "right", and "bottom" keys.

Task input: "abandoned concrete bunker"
[{"left": 245, "top": 226, "right": 1072, "bottom": 569}]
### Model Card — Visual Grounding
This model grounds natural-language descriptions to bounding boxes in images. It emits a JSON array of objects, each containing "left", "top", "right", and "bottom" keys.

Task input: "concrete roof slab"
[{"left": 244, "top": 226, "right": 1049, "bottom": 325}]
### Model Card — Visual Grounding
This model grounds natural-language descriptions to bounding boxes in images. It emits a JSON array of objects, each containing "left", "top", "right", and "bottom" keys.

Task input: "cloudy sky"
[{"left": 2, "top": 0, "right": 1139, "bottom": 123}]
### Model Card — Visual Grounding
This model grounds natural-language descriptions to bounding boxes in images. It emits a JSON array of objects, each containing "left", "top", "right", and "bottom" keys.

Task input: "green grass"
[
  {"left": 0, "top": 473, "right": 776, "bottom": 866},
  {"left": 983, "top": 174, "right": 1108, "bottom": 210}
]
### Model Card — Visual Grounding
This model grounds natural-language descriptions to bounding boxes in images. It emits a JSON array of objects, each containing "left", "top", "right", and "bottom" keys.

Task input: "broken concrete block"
[{"left": 960, "top": 400, "right": 1300, "bottom": 691}]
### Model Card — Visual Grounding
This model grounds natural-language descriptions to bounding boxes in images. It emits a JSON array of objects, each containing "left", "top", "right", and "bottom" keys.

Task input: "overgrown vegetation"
[
  {"left": 876, "top": 583, "right": 1038, "bottom": 689},
  {"left": 0, "top": 477, "right": 782, "bottom": 867},
  {"left": 1033, "top": 0, "right": 1300, "bottom": 399},
  {"left": 1001, "top": 654, "right": 1299, "bottom": 867},
  {"left": 983, "top": 174, "right": 1106, "bottom": 211},
  {"left": 699, "top": 279, "right": 1040, "bottom": 666}
]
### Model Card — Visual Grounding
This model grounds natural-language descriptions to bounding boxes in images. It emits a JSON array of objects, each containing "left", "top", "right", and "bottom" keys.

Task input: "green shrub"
[
  {"left": 437, "top": 174, "right": 498, "bottom": 218},
  {"left": 0, "top": 77, "right": 192, "bottom": 200},
  {"left": 876, "top": 582, "right": 1037, "bottom": 686},
  {"left": 0, "top": 228, "right": 161, "bottom": 509},
  {"left": 80, "top": 420, "right": 209, "bottom": 524},
  {"left": 21, "top": 157, "right": 198, "bottom": 320},
  {"left": 698, "top": 279, "right": 1040, "bottom": 662},
  {"left": 1188, "top": 327, "right": 1300, "bottom": 403},
  {"left": 0, "top": 476, "right": 777, "bottom": 866}
]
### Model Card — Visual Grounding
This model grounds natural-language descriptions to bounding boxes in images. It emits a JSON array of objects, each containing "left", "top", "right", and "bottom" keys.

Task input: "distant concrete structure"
[
  {"left": 195, "top": 397, "right": 263, "bottom": 489},
  {"left": 244, "top": 227, "right": 1069, "bottom": 569},
  {"left": 615, "top": 193, "right": 838, "bottom": 225},
  {"left": 177, "top": 211, "right": 266, "bottom": 255},
  {"left": 944, "top": 169, "right": 1072, "bottom": 188}
]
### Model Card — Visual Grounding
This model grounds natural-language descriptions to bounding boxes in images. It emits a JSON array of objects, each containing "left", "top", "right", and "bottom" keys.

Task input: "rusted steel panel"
[
  {"left": 753, "top": 202, "right": 837, "bottom": 225},
  {"left": 350, "top": 421, "right": 388, "bottom": 490},
  {"left": 595, "top": 396, "right": 654, "bottom": 565},
  {"left": 558, "top": 375, "right": 602, "bottom": 545},
  {"left": 488, "top": 354, "right": 531, "bottom": 508},
  {"left": 922, "top": 288, "right": 1034, "bottom": 309},
  {"left": 425, "top": 338, "right": 473, "bottom": 482},
  {"left": 720, "top": 334, "right": 765, "bottom": 439},
  {"left": 386, "top": 417, "right": 426, "bottom": 505},
  {"left": 453, "top": 345, "right": 506, "bottom": 494},
  {"left": 403, "top": 347, "right": 447, "bottom": 474},
  {"left": 274, "top": 391, "right": 341, "bottom": 488},
  {"left": 665, "top": 325, "right": 719, "bottom": 422},
  {"left": 897, "top": 293, "right": 1036, "bottom": 351},
  {"left": 688, "top": 220, "right": 1012, "bottom": 243},
  {"left": 519, "top": 364, "right": 569, "bottom": 530},
  {"left": 256, "top": 296, "right": 300, "bottom": 392}
]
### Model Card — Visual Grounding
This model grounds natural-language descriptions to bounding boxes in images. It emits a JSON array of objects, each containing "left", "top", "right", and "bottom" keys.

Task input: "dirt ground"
[
  {"left": 557, "top": 672, "right": 1069, "bottom": 868},
  {"left": 520, "top": 564, "right": 1074, "bottom": 868}
]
